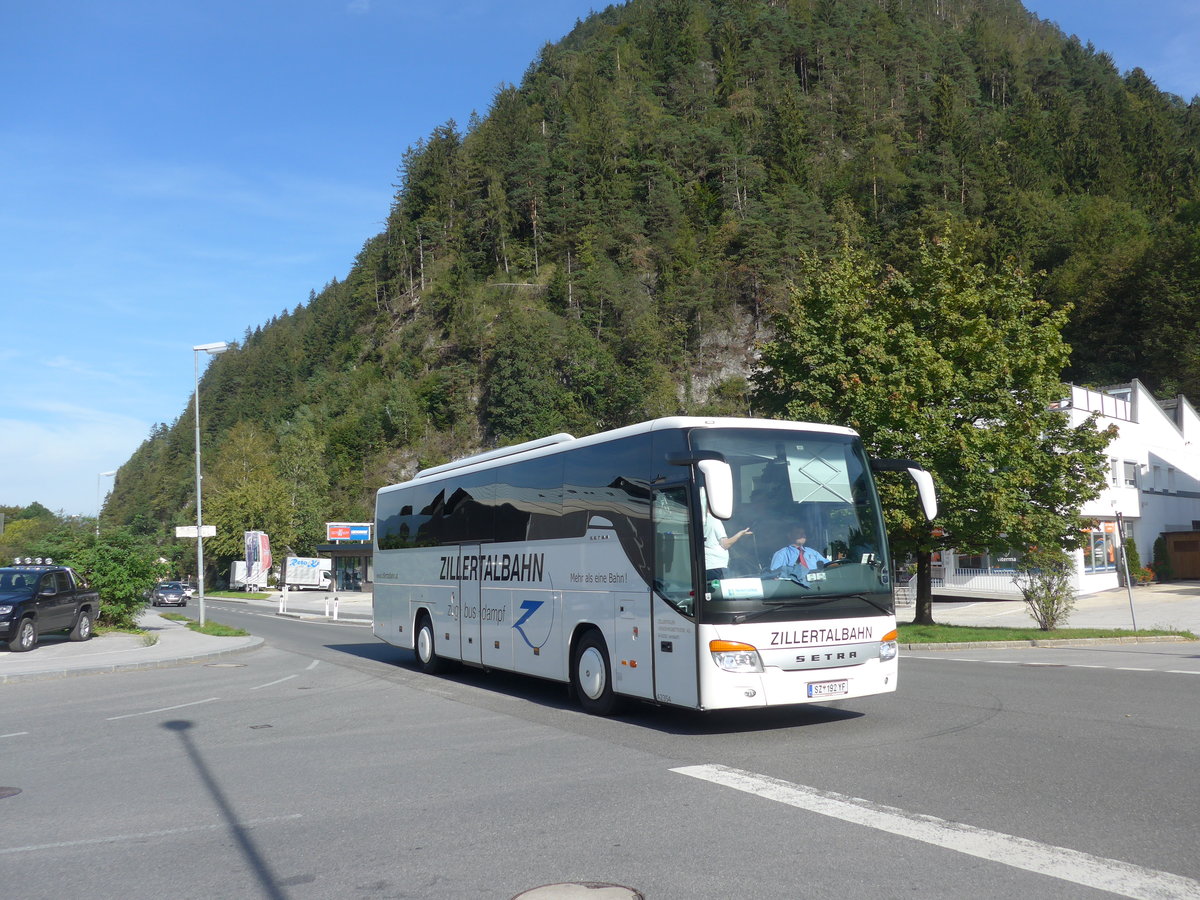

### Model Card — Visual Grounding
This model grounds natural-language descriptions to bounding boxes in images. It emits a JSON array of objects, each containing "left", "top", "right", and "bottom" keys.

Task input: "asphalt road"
[{"left": 2, "top": 599, "right": 1198, "bottom": 900}]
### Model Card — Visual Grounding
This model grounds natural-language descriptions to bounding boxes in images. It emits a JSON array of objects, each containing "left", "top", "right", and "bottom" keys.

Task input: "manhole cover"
[
  {"left": 0, "top": 787, "right": 22, "bottom": 800},
  {"left": 512, "top": 885, "right": 643, "bottom": 900}
]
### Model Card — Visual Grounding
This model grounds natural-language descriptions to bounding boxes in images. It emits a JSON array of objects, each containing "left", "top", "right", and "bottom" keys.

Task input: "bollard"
[
  {"left": 324, "top": 594, "right": 330, "bottom": 617},
  {"left": 333, "top": 594, "right": 339, "bottom": 620},
  {"left": 280, "top": 584, "right": 288, "bottom": 613}
]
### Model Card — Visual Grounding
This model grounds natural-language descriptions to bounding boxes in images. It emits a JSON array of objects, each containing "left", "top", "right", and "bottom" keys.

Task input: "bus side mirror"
[
  {"left": 908, "top": 467, "right": 938, "bottom": 521},
  {"left": 698, "top": 459, "right": 734, "bottom": 520},
  {"left": 870, "top": 457, "right": 938, "bottom": 522}
]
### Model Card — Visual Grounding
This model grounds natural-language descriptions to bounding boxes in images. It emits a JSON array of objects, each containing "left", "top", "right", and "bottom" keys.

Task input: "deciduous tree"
[{"left": 754, "top": 223, "right": 1115, "bottom": 624}]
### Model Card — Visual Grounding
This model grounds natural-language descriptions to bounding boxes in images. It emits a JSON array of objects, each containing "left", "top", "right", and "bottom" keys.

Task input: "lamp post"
[
  {"left": 193, "top": 341, "right": 229, "bottom": 626},
  {"left": 96, "top": 471, "right": 116, "bottom": 537}
]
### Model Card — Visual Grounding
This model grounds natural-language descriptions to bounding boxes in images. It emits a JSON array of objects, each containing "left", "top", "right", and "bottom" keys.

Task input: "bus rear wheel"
[
  {"left": 415, "top": 616, "right": 446, "bottom": 675},
  {"left": 572, "top": 630, "right": 620, "bottom": 716}
]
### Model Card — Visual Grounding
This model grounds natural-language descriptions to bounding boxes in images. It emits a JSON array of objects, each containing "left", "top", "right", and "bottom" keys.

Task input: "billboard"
[
  {"left": 326, "top": 522, "right": 372, "bottom": 541},
  {"left": 244, "top": 530, "right": 272, "bottom": 587}
]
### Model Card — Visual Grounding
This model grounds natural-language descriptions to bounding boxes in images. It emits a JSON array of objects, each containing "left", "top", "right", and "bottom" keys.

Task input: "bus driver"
[{"left": 770, "top": 526, "right": 830, "bottom": 573}]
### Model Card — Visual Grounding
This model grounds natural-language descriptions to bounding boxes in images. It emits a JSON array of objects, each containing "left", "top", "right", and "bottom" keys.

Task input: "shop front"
[{"left": 318, "top": 521, "right": 374, "bottom": 592}]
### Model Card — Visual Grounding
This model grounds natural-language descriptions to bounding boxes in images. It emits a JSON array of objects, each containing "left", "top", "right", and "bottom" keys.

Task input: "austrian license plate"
[{"left": 807, "top": 679, "right": 848, "bottom": 698}]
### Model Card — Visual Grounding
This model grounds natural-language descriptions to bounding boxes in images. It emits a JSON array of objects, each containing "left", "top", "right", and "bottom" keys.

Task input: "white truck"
[
  {"left": 230, "top": 560, "right": 270, "bottom": 591},
  {"left": 282, "top": 556, "right": 333, "bottom": 590}
]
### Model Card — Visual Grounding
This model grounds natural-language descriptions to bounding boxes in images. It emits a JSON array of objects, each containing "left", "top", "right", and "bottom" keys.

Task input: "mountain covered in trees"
[{"left": 101, "top": 0, "right": 1200, "bottom": 570}]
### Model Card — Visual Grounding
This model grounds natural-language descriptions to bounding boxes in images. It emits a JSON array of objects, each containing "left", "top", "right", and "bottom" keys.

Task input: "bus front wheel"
[
  {"left": 572, "top": 630, "right": 620, "bottom": 716},
  {"left": 415, "top": 617, "right": 446, "bottom": 675}
]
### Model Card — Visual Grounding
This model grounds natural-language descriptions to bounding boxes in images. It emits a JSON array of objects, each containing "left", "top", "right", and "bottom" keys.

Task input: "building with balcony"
[{"left": 936, "top": 380, "right": 1200, "bottom": 597}]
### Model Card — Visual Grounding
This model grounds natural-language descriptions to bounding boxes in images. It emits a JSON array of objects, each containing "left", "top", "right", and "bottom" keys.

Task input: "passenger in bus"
[
  {"left": 769, "top": 526, "right": 830, "bottom": 573},
  {"left": 703, "top": 514, "right": 752, "bottom": 581}
]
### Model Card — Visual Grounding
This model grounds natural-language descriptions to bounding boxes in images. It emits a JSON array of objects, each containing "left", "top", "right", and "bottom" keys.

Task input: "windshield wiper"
[
  {"left": 847, "top": 593, "right": 893, "bottom": 615},
  {"left": 729, "top": 593, "right": 893, "bottom": 624},
  {"left": 731, "top": 596, "right": 840, "bottom": 624}
]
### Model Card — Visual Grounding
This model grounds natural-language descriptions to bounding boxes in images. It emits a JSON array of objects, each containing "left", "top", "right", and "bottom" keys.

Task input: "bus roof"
[{"left": 379, "top": 417, "right": 858, "bottom": 496}]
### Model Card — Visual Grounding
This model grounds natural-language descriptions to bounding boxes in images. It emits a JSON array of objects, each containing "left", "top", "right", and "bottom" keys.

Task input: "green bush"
[
  {"left": 1124, "top": 536, "right": 1142, "bottom": 572},
  {"left": 1013, "top": 547, "right": 1077, "bottom": 630},
  {"left": 1124, "top": 537, "right": 1154, "bottom": 584},
  {"left": 68, "top": 531, "right": 167, "bottom": 628},
  {"left": 1153, "top": 536, "right": 1174, "bottom": 582}
]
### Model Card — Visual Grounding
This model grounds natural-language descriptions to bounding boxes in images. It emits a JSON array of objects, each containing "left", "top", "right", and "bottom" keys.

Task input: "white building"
[{"left": 936, "top": 380, "right": 1200, "bottom": 597}]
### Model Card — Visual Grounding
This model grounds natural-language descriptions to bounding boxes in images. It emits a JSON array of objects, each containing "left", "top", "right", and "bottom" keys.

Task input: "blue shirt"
[{"left": 770, "top": 543, "right": 829, "bottom": 571}]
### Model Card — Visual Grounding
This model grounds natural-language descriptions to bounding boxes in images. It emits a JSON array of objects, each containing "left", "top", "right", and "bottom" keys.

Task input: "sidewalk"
[
  {"left": 0, "top": 607, "right": 264, "bottom": 684},
  {"left": 0, "top": 589, "right": 372, "bottom": 684},
  {"left": 249, "top": 587, "right": 374, "bottom": 622},
  {"left": 918, "top": 580, "right": 1200, "bottom": 634}
]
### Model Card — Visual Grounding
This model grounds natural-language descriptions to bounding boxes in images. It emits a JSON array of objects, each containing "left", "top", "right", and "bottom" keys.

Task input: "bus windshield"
[{"left": 691, "top": 428, "right": 892, "bottom": 620}]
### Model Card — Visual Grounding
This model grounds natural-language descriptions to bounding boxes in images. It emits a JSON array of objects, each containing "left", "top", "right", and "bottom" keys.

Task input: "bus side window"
[{"left": 652, "top": 485, "right": 694, "bottom": 615}]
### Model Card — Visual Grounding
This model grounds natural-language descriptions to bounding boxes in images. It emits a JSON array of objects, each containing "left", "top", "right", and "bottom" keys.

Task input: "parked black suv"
[{"left": 0, "top": 561, "right": 100, "bottom": 652}]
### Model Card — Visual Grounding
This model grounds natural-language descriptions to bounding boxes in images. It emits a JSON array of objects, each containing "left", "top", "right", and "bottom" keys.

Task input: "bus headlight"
[
  {"left": 710, "top": 640, "right": 764, "bottom": 673},
  {"left": 879, "top": 629, "right": 898, "bottom": 662}
]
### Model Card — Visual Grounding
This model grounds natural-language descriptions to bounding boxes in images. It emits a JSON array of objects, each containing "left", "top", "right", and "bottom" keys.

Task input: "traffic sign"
[{"left": 175, "top": 525, "right": 216, "bottom": 538}]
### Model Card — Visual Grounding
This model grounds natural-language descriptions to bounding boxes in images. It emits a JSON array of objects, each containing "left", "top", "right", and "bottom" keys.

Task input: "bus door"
[
  {"left": 458, "top": 544, "right": 483, "bottom": 665},
  {"left": 651, "top": 484, "right": 699, "bottom": 708}
]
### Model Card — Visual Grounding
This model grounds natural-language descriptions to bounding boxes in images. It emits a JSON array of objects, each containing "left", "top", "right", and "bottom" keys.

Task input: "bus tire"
[
  {"left": 414, "top": 615, "right": 445, "bottom": 675},
  {"left": 572, "top": 630, "right": 620, "bottom": 716}
]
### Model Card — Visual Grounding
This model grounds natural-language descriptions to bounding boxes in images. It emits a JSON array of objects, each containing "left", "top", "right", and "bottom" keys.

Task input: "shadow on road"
[
  {"left": 161, "top": 719, "right": 290, "bottom": 900},
  {"left": 321, "top": 640, "right": 864, "bottom": 735}
]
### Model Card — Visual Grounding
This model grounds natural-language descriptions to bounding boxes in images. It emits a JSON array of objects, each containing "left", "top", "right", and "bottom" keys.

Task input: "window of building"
[
  {"left": 1123, "top": 461, "right": 1138, "bottom": 488},
  {"left": 955, "top": 553, "right": 987, "bottom": 572},
  {"left": 1083, "top": 522, "right": 1118, "bottom": 573},
  {"left": 954, "top": 550, "right": 1022, "bottom": 574}
]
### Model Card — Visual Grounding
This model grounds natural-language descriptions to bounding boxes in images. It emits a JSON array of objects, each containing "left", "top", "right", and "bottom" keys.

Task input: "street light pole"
[
  {"left": 193, "top": 341, "right": 229, "bottom": 626},
  {"left": 96, "top": 470, "right": 116, "bottom": 537}
]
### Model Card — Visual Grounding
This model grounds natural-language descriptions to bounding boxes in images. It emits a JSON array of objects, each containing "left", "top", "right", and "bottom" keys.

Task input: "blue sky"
[{"left": 2, "top": 1, "right": 1198, "bottom": 519}]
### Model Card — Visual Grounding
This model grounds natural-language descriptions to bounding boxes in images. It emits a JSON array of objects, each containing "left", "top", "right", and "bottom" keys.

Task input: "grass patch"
[
  {"left": 159, "top": 612, "right": 249, "bottom": 637},
  {"left": 204, "top": 590, "right": 272, "bottom": 600},
  {"left": 898, "top": 622, "right": 1196, "bottom": 643}
]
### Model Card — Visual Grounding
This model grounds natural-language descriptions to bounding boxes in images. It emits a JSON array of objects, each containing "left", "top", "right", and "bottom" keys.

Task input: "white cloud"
[{"left": 0, "top": 411, "right": 152, "bottom": 516}]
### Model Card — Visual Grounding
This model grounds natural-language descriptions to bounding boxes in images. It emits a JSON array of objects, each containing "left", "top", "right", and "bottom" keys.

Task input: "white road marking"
[
  {"left": 673, "top": 764, "right": 1200, "bottom": 900},
  {"left": 105, "top": 697, "right": 219, "bottom": 721},
  {"left": 0, "top": 815, "right": 303, "bottom": 854},
  {"left": 250, "top": 674, "right": 298, "bottom": 691},
  {"left": 306, "top": 660, "right": 320, "bottom": 670},
  {"left": 906, "top": 655, "right": 1200, "bottom": 675},
  {"left": 1, "top": 732, "right": 30, "bottom": 739}
]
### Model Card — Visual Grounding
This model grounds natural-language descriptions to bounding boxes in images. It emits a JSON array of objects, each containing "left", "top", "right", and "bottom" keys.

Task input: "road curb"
[
  {"left": 901, "top": 635, "right": 1192, "bottom": 651},
  {"left": 275, "top": 611, "right": 372, "bottom": 625},
  {"left": 0, "top": 636, "right": 264, "bottom": 684}
]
